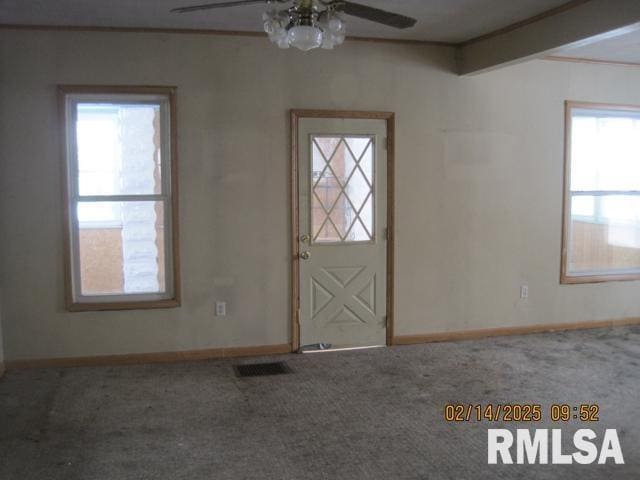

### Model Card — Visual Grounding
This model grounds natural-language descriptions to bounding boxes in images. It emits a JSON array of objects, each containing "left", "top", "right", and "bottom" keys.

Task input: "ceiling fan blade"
[
  {"left": 171, "top": 0, "right": 267, "bottom": 14},
  {"left": 334, "top": 1, "right": 416, "bottom": 29}
]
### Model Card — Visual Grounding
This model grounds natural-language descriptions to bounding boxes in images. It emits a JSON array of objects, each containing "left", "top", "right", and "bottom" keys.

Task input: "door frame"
[{"left": 290, "top": 109, "right": 396, "bottom": 351}]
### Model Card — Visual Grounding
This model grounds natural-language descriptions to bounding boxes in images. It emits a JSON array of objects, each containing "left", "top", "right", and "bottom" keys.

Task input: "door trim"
[{"left": 290, "top": 109, "right": 395, "bottom": 351}]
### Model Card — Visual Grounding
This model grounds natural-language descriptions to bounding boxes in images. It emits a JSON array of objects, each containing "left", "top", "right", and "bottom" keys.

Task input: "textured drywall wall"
[{"left": 1, "top": 30, "right": 639, "bottom": 361}]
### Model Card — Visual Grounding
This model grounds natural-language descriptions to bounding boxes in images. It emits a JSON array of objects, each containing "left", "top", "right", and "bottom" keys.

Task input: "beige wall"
[{"left": 1, "top": 30, "right": 640, "bottom": 361}]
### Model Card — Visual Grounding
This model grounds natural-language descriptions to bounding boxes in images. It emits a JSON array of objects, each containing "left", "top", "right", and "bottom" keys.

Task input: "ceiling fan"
[{"left": 171, "top": 0, "right": 417, "bottom": 51}]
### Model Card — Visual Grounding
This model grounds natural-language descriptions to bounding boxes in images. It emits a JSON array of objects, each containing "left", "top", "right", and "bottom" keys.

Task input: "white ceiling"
[
  {"left": 0, "top": 0, "right": 571, "bottom": 43},
  {"left": 555, "top": 29, "right": 640, "bottom": 64}
]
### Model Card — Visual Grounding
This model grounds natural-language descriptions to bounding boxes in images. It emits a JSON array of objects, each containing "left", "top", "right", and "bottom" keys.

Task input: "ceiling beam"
[{"left": 457, "top": 0, "right": 640, "bottom": 75}]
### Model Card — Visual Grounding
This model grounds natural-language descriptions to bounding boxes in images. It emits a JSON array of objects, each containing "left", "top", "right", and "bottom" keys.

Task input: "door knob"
[
  {"left": 300, "top": 234, "right": 310, "bottom": 244},
  {"left": 300, "top": 251, "right": 311, "bottom": 260}
]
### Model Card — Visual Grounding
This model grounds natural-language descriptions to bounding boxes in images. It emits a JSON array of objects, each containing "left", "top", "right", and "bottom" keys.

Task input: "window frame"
[
  {"left": 561, "top": 100, "right": 640, "bottom": 284},
  {"left": 59, "top": 85, "right": 181, "bottom": 311}
]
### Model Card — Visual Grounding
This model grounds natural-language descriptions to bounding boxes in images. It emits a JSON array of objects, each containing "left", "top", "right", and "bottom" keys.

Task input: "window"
[
  {"left": 562, "top": 101, "right": 640, "bottom": 283},
  {"left": 61, "top": 86, "right": 180, "bottom": 310},
  {"left": 311, "top": 135, "right": 375, "bottom": 243}
]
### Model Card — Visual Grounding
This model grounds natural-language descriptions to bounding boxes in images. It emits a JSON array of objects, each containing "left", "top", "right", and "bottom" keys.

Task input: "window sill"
[
  {"left": 67, "top": 298, "right": 180, "bottom": 312},
  {"left": 561, "top": 273, "right": 640, "bottom": 284}
]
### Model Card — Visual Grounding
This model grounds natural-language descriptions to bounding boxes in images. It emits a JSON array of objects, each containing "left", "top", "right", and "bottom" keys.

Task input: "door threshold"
[{"left": 300, "top": 344, "right": 385, "bottom": 354}]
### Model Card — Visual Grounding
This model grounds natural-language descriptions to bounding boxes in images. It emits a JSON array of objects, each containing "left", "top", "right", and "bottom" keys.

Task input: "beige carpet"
[{"left": 1, "top": 326, "right": 639, "bottom": 479}]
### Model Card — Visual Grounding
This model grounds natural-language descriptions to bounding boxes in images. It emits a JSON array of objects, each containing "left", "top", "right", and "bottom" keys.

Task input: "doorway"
[{"left": 290, "top": 110, "right": 395, "bottom": 351}]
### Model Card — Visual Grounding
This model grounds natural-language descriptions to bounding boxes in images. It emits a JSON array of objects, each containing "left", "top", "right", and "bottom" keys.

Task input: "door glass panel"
[
  {"left": 312, "top": 142, "right": 326, "bottom": 177},
  {"left": 311, "top": 135, "right": 374, "bottom": 243},
  {"left": 329, "top": 192, "right": 352, "bottom": 239},
  {"left": 313, "top": 167, "right": 340, "bottom": 212},
  {"left": 316, "top": 218, "right": 341, "bottom": 242},
  {"left": 314, "top": 136, "right": 341, "bottom": 163},
  {"left": 345, "top": 137, "right": 371, "bottom": 165},
  {"left": 328, "top": 142, "right": 356, "bottom": 187},
  {"left": 348, "top": 168, "right": 370, "bottom": 209},
  {"left": 358, "top": 144, "right": 373, "bottom": 185},
  {"left": 356, "top": 194, "right": 374, "bottom": 240},
  {"left": 348, "top": 218, "right": 370, "bottom": 242}
]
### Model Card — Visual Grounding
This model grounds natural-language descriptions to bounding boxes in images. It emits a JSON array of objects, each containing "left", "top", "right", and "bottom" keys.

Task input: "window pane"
[
  {"left": 568, "top": 195, "right": 640, "bottom": 275},
  {"left": 77, "top": 201, "right": 166, "bottom": 296},
  {"left": 571, "top": 111, "right": 640, "bottom": 192},
  {"left": 311, "top": 135, "right": 374, "bottom": 243},
  {"left": 76, "top": 103, "right": 162, "bottom": 196}
]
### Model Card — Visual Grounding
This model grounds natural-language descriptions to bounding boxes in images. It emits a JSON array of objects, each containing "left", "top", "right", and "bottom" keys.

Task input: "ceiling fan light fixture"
[
  {"left": 287, "top": 25, "right": 323, "bottom": 51},
  {"left": 261, "top": 1, "right": 346, "bottom": 51},
  {"left": 321, "top": 33, "right": 334, "bottom": 50},
  {"left": 327, "top": 15, "right": 345, "bottom": 34},
  {"left": 262, "top": 10, "right": 283, "bottom": 34},
  {"left": 318, "top": 10, "right": 344, "bottom": 49},
  {"left": 173, "top": 0, "right": 417, "bottom": 53},
  {"left": 276, "top": 36, "right": 291, "bottom": 48}
]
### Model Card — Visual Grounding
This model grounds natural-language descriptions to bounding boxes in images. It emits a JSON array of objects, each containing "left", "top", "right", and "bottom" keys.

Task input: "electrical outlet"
[
  {"left": 215, "top": 301, "right": 226, "bottom": 316},
  {"left": 520, "top": 285, "right": 529, "bottom": 299}
]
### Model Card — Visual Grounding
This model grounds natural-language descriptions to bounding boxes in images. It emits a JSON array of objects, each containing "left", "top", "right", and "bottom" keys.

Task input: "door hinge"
[{"left": 383, "top": 137, "right": 387, "bottom": 150}]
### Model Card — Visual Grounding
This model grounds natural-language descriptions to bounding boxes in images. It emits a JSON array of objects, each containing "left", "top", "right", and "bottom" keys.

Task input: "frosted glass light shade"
[{"left": 288, "top": 25, "right": 323, "bottom": 51}]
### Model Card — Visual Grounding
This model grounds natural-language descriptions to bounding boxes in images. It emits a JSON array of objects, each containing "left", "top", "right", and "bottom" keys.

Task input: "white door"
[{"left": 298, "top": 117, "right": 387, "bottom": 349}]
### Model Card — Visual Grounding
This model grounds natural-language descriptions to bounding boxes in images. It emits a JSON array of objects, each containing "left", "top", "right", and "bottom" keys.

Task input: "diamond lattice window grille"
[{"left": 311, "top": 135, "right": 374, "bottom": 243}]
